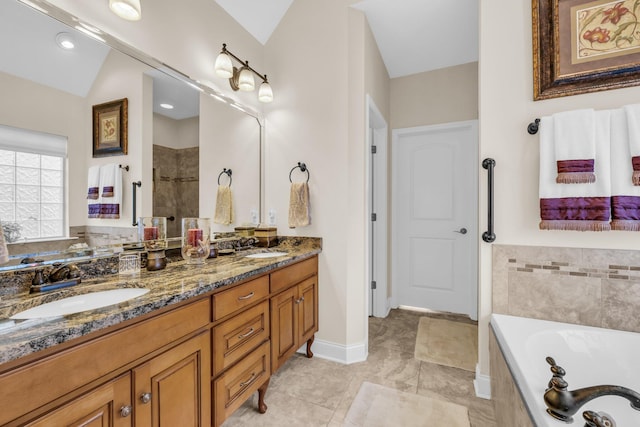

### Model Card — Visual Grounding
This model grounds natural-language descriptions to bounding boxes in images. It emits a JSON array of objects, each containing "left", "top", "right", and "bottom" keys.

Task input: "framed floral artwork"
[
  {"left": 533, "top": 0, "right": 640, "bottom": 100},
  {"left": 92, "top": 98, "right": 128, "bottom": 157}
]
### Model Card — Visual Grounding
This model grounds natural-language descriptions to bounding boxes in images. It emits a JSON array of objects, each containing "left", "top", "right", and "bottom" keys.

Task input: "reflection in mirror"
[{"left": 0, "top": 0, "right": 263, "bottom": 271}]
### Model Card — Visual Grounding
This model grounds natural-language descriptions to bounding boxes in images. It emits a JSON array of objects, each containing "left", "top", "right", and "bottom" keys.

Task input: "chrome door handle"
[{"left": 454, "top": 228, "right": 467, "bottom": 235}]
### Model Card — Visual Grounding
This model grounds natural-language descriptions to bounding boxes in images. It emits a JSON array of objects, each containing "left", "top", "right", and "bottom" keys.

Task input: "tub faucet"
[
  {"left": 583, "top": 410, "right": 616, "bottom": 427},
  {"left": 544, "top": 357, "right": 640, "bottom": 423}
]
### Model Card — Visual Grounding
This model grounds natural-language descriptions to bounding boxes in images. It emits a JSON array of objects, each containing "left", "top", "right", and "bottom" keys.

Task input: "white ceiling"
[{"left": 216, "top": 0, "right": 479, "bottom": 78}]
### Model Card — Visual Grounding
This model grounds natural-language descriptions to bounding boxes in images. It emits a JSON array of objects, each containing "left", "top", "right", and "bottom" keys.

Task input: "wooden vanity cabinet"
[
  {"left": 270, "top": 257, "right": 318, "bottom": 373},
  {"left": 25, "top": 373, "right": 132, "bottom": 427},
  {"left": 0, "top": 299, "right": 211, "bottom": 427}
]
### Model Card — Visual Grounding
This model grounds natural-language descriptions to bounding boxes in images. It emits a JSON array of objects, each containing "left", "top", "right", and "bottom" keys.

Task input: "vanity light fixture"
[
  {"left": 55, "top": 32, "right": 75, "bottom": 50},
  {"left": 214, "top": 43, "right": 273, "bottom": 103},
  {"left": 109, "top": 0, "right": 142, "bottom": 21}
]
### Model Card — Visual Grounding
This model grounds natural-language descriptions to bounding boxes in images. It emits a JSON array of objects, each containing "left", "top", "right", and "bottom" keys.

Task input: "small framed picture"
[{"left": 92, "top": 98, "right": 128, "bottom": 157}]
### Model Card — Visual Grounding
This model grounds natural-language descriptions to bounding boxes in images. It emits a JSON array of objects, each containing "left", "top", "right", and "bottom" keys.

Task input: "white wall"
[
  {"left": 479, "top": 1, "right": 640, "bottom": 375},
  {"left": 153, "top": 114, "right": 199, "bottom": 150}
]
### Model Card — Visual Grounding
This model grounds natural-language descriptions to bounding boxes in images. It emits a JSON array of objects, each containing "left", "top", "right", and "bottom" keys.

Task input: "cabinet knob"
[
  {"left": 120, "top": 405, "right": 132, "bottom": 417},
  {"left": 140, "top": 392, "right": 152, "bottom": 404}
]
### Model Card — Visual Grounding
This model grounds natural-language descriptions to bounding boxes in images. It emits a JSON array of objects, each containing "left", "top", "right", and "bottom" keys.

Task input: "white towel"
[
  {"left": 539, "top": 110, "right": 611, "bottom": 231},
  {"left": 214, "top": 185, "right": 234, "bottom": 225},
  {"left": 87, "top": 165, "right": 100, "bottom": 200},
  {"left": 87, "top": 164, "right": 101, "bottom": 218},
  {"left": 288, "top": 182, "right": 311, "bottom": 228},
  {"left": 553, "top": 109, "right": 596, "bottom": 184},
  {"left": 99, "top": 163, "right": 121, "bottom": 219},
  {"left": 623, "top": 104, "right": 640, "bottom": 185},
  {"left": 610, "top": 109, "right": 640, "bottom": 230}
]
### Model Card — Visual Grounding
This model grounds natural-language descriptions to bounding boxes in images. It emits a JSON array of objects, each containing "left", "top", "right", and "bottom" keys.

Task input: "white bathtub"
[{"left": 491, "top": 314, "right": 640, "bottom": 426}]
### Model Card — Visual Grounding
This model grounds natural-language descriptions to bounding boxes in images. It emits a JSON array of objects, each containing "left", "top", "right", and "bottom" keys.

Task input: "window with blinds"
[{"left": 0, "top": 125, "right": 67, "bottom": 242}]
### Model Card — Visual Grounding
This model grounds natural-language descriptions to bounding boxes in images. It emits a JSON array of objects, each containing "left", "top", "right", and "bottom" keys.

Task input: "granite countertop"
[{"left": 0, "top": 237, "right": 321, "bottom": 366}]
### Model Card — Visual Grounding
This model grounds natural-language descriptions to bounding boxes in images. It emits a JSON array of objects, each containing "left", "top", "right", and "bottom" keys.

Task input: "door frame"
[
  {"left": 366, "top": 95, "right": 389, "bottom": 318},
  {"left": 390, "top": 120, "right": 478, "bottom": 320}
]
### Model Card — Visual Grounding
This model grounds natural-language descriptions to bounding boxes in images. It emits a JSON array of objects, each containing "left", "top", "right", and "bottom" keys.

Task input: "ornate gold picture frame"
[
  {"left": 92, "top": 98, "right": 128, "bottom": 157},
  {"left": 533, "top": 0, "right": 640, "bottom": 100}
]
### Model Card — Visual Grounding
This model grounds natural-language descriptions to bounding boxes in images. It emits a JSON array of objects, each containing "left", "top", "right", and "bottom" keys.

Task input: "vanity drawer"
[
  {"left": 212, "top": 300, "right": 269, "bottom": 376},
  {"left": 270, "top": 256, "right": 317, "bottom": 294},
  {"left": 213, "top": 340, "right": 270, "bottom": 427},
  {"left": 213, "top": 276, "right": 269, "bottom": 321}
]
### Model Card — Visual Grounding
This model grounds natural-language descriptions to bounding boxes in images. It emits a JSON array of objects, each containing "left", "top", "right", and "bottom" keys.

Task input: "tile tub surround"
[
  {"left": 0, "top": 237, "right": 321, "bottom": 365},
  {"left": 493, "top": 244, "right": 640, "bottom": 332}
]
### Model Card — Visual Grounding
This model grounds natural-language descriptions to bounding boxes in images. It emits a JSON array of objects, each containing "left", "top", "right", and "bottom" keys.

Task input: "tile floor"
[{"left": 221, "top": 309, "right": 497, "bottom": 427}]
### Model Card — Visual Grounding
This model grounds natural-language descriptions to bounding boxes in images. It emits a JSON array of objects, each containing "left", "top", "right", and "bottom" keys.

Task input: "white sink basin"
[
  {"left": 10, "top": 288, "right": 150, "bottom": 320},
  {"left": 245, "top": 252, "right": 288, "bottom": 259}
]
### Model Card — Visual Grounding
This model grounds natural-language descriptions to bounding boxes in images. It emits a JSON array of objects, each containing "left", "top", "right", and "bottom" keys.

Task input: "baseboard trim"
[
  {"left": 474, "top": 363, "right": 491, "bottom": 399},
  {"left": 296, "top": 339, "right": 367, "bottom": 364}
]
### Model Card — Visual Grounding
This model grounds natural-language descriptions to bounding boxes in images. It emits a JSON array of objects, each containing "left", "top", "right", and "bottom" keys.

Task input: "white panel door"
[{"left": 393, "top": 121, "right": 478, "bottom": 319}]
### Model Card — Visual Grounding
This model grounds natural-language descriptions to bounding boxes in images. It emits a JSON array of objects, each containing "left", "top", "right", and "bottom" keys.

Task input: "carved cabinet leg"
[
  {"left": 258, "top": 378, "right": 270, "bottom": 414},
  {"left": 306, "top": 335, "right": 315, "bottom": 358}
]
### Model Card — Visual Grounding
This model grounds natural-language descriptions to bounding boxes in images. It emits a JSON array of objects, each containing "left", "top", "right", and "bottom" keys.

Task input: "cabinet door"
[
  {"left": 133, "top": 330, "right": 211, "bottom": 427},
  {"left": 297, "top": 276, "right": 318, "bottom": 345},
  {"left": 26, "top": 374, "right": 132, "bottom": 427},
  {"left": 270, "top": 286, "right": 298, "bottom": 372}
]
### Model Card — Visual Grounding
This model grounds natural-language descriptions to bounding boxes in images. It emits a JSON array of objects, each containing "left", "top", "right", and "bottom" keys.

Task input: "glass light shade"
[
  {"left": 258, "top": 81, "right": 273, "bottom": 103},
  {"left": 109, "top": 0, "right": 142, "bottom": 21},
  {"left": 214, "top": 53, "right": 234, "bottom": 79},
  {"left": 238, "top": 67, "right": 255, "bottom": 92}
]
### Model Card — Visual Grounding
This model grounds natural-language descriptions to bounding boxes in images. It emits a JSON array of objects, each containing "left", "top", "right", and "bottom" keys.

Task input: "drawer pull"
[
  {"left": 140, "top": 392, "right": 152, "bottom": 404},
  {"left": 239, "top": 372, "right": 257, "bottom": 388},
  {"left": 237, "top": 291, "right": 255, "bottom": 301},
  {"left": 120, "top": 405, "right": 132, "bottom": 418},
  {"left": 238, "top": 327, "right": 255, "bottom": 339}
]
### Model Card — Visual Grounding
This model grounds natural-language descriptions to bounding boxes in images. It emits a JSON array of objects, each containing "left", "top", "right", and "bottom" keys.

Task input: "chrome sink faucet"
[{"left": 544, "top": 357, "right": 640, "bottom": 423}]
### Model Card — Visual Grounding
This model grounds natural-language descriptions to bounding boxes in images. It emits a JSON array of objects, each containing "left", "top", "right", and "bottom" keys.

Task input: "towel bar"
[
  {"left": 528, "top": 118, "right": 541, "bottom": 135},
  {"left": 289, "top": 162, "right": 310, "bottom": 183},
  {"left": 131, "top": 181, "right": 142, "bottom": 226},
  {"left": 217, "top": 168, "right": 232, "bottom": 186},
  {"left": 482, "top": 158, "right": 496, "bottom": 243}
]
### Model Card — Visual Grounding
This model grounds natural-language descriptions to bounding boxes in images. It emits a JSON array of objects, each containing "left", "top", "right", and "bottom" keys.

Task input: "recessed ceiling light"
[
  {"left": 160, "top": 103, "right": 174, "bottom": 110},
  {"left": 55, "top": 32, "right": 75, "bottom": 50}
]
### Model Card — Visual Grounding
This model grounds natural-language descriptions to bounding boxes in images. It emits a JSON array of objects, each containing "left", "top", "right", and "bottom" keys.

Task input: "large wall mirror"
[{"left": 0, "top": 0, "right": 262, "bottom": 270}]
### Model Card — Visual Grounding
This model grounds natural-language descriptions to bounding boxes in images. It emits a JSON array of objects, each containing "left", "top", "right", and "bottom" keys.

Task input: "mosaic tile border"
[{"left": 507, "top": 258, "right": 640, "bottom": 281}]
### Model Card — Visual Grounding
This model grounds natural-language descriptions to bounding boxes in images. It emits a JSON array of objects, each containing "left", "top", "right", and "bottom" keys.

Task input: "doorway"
[
  {"left": 367, "top": 95, "right": 389, "bottom": 318},
  {"left": 392, "top": 121, "right": 478, "bottom": 320}
]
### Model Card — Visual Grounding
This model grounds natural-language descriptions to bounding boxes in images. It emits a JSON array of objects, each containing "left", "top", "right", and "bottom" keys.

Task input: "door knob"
[{"left": 454, "top": 228, "right": 468, "bottom": 235}]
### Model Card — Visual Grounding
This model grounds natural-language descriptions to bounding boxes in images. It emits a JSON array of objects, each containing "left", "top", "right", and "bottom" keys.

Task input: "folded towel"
[
  {"left": 0, "top": 220, "right": 9, "bottom": 264},
  {"left": 101, "top": 163, "right": 118, "bottom": 198},
  {"left": 610, "top": 109, "right": 640, "bottom": 230},
  {"left": 288, "top": 182, "right": 311, "bottom": 228},
  {"left": 539, "top": 110, "right": 611, "bottom": 231},
  {"left": 623, "top": 104, "right": 640, "bottom": 185},
  {"left": 99, "top": 163, "right": 121, "bottom": 219},
  {"left": 552, "top": 109, "right": 596, "bottom": 184},
  {"left": 87, "top": 165, "right": 100, "bottom": 200},
  {"left": 214, "top": 184, "right": 234, "bottom": 225}
]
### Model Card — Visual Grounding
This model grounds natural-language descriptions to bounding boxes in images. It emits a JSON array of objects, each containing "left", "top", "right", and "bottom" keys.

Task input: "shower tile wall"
[
  {"left": 153, "top": 145, "right": 199, "bottom": 238},
  {"left": 493, "top": 244, "right": 640, "bottom": 333}
]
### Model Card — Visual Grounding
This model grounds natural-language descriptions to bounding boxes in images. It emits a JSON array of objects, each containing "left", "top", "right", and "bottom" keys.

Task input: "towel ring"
[
  {"left": 289, "top": 162, "right": 310, "bottom": 183},
  {"left": 218, "top": 168, "right": 232, "bottom": 186}
]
